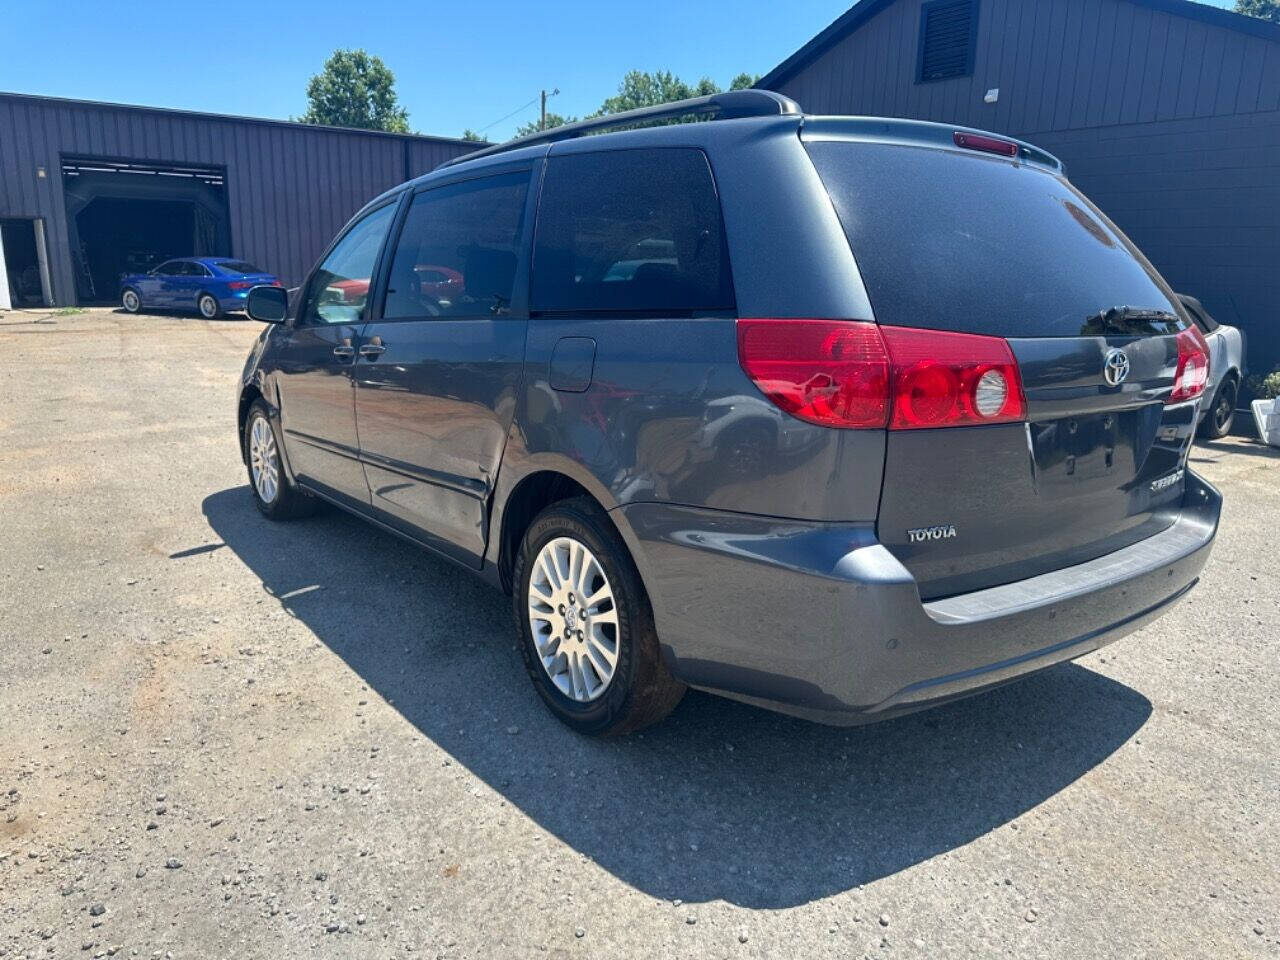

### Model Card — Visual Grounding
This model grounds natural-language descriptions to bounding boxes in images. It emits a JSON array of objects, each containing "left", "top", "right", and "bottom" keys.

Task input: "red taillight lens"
[
  {"left": 736, "top": 320, "right": 1027, "bottom": 430},
  {"left": 228, "top": 281, "right": 253, "bottom": 290},
  {"left": 880, "top": 326, "right": 1026, "bottom": 429},
  {"left": 953, "top": 131, "right": 1020, "bottom": 158},
  {"left": 736, "top": 320, "right": 890, "bottom": 428},
  {"left": 1169, "top": 326, "right": 1210, "bottom": 403}
]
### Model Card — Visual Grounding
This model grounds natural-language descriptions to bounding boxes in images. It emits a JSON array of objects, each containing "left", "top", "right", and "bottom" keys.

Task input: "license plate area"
[{"left": 1031, "top": 400, "right": 1176, "bottom": 493}]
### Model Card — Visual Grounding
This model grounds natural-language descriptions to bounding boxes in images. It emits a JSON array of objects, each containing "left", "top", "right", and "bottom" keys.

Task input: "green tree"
[
  {"left": 596, "top": 70, "right": 718, "bottom": 115},
  {"left": 1235, "top": 0, "right": 1280, "bottom": 21},
  {"left": 514, "top": 111, "right": 578, "bottom": 137},
  {"left": 500, "top": 70, "right": 762, "bottom": 141},
  {"left": 590, "top": 70, "right": 764, "bottom": 122},
  {"left": 461, "top": 129, "right": 484, "bottom": 142},
  {"left": 301, "top": 49, "right": 410, "bottom": 133}
]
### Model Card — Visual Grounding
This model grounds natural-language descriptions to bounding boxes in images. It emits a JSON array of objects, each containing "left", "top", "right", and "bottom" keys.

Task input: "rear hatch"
[{"left": 804, "top": 123, "right": 1206, "bottom": 600}]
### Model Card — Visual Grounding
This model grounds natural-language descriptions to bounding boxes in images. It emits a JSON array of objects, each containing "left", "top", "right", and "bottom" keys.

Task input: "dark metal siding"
[
  {"left": 765, "top": 0, "right": 1280, "bottom": 372},
  {"left": 0, "top": 94, "right": 477, "bottom": 303}
]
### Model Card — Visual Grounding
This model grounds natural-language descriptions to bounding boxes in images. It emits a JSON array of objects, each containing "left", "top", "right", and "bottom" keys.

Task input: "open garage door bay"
[{"left": 61, "top": 157, "right": 231, "bottom": 304}]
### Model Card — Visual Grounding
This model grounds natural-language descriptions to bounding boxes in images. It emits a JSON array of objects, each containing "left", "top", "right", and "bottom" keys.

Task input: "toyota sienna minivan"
[{"left": 236, "top": 90, "right": 1220, "bottom": 735}]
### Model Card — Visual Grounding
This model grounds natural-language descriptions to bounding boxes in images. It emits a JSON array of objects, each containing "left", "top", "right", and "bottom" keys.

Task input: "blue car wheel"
[
  {"left": 121, "top": 288, "right": 141, "bottom": 313},
  {"left": 197, "top": 293, "right": 222, "bottom": 319}
]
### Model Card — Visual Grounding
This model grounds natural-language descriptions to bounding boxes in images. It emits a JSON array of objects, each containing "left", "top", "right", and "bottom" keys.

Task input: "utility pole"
[{"left": 540, "top": 88, "right": 560, "bottom": 132}]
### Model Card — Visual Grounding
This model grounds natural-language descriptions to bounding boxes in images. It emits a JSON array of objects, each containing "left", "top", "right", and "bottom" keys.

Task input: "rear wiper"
[{"left": 1083, "top": 305, "right": 1179, "bottom": 336}]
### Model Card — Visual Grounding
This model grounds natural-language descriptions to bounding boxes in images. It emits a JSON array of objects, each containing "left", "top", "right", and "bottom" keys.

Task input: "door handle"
[
  {"left": 332, "top": 338, "right": 355, "bottom": 359},
  {"left": 359, "top": 336, "right": 385, "bottom": 358}
]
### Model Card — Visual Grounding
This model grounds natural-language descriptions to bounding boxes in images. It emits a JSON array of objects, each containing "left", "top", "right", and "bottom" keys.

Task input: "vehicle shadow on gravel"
[{"left": 203, "top": 486, "right": 1151, "bottom": 910}]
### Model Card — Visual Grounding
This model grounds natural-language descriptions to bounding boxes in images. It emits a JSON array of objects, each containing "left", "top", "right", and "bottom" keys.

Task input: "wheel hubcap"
[
  {"left": 1216, "top": 393, "right": 1232, "bottom": 428},
  {"left": 201, "top": 297, "right": 216, "bottom": 317},
  {"left": 123, "top": 291, "right": 138, "bottom": 310},
  {"left": 249, "top": 415, "right": 279, "bottom": 504},
  {"left": 527, "top": 537, "right": 619, "bottom": 702}
]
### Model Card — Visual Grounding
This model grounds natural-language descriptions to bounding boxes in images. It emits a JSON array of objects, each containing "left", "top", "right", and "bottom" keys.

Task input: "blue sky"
[{"left": 2, "top": 0, "right": 1237, "bottom": 142}]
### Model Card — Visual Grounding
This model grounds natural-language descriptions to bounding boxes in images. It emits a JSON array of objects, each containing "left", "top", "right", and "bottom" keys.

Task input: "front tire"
[
  {"left": 513, "top": 497, "right": 685, "bottom": 736},
  {"left": 1199, "top": 376, "right": 1237, "bottom": 439},
  {"left": 243, "top": 400, "right": 315, "bottom": 520},
  {"left": 198, "top": 293, "right": 222, "bottom": 319},
  {"left": 121, "top": 288, "right": 141, "bottom": 313}
]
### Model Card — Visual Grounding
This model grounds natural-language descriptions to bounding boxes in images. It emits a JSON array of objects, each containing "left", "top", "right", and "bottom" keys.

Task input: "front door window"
[{"left": 299, "top": 204, "right": 397, "bottom": 326}]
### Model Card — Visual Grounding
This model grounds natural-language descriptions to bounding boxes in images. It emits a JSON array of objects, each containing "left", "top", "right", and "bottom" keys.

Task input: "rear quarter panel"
[{"left": 495, "top": 120, "right": 887, "bottom": 528}]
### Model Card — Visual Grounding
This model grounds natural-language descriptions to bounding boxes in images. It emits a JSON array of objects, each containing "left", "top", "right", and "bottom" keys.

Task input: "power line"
[{"left": 477, "top": 94, "right": 542, "bottom": 135}]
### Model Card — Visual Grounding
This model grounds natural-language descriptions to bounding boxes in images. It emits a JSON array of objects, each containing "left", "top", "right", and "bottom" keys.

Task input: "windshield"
[{"left": 806, "top": 140, "right": 1186, "bottom": 338}]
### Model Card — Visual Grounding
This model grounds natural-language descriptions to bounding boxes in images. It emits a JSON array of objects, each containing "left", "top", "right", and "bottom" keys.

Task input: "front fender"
[{"left": 235, "top": 328, "right": 280, "bottom": 464}]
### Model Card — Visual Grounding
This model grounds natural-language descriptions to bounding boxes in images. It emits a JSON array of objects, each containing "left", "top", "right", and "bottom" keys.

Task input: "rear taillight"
[
  {"left": 736, "top": 320, "right": 1027, "bottom": 430},
  {"left": 228, "top": 281, "right": 253, "bottom": 291},
  {"left": 1169, "top": 326, "right": 1210, "bottom": 403},
  {"left": 880, "top": 326, "right": 1026, "bottom": 429},
  {"left": 736, "top": 320, "right": 890, "bottom": 428}
]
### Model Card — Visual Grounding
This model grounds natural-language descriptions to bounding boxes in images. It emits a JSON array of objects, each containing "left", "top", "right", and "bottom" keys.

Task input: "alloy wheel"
[
  {"left": 1214, "top": 388, "right": 1234, "bottom": 432},
  {"left": 249, "top": 415, "right": 280, "bottom": 504},
  {"left": 527, "top": 536, "right": 620, "bottom": 702}
]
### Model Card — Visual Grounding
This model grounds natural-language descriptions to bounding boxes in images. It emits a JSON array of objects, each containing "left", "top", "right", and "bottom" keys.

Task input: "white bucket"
[{"left": 1252, "top": 399, "right": 1280, "bottom": 448}]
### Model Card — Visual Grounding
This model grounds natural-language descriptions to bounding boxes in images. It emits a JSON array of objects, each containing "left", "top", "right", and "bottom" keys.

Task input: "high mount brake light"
[
  {"left": 736, "top": 320, "right": 1027, "bottom": 430},
  {"left": 953, "top": 131, "right": 1020, "bottom": 158},
  {"left": 1169, "top": 326, "right": 1210, "bottom": 403}
]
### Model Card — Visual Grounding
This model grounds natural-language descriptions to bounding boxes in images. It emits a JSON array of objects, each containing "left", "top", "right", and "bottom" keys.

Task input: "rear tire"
[
  {"left": 1198, "top": 376, "right": 1237, "bottom": 439},
  {"left": 198, "top": 293, "right": 222, "bottom": 319},
  {"left": 513, "top": 497, "right": 685, "bottom": 736},
  {"left": 121, "top": 288, "right": 141, "bottom": 313},
  {"left": 243, "top": 400, "right": 316, "bottom": 520}
]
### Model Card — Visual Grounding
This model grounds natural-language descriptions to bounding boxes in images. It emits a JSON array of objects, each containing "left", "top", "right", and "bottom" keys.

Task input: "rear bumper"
[
  {"left": 618, "top": 470, "right": 1220, "bottom": 725},
  {"left": 220, "top": 290, "right": 251, "bottom": 311}
]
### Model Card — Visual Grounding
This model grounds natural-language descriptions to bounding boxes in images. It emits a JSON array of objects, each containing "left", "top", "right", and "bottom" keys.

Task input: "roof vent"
[{"left": 918, "top": 0, "right": 978, "bottom": 83}]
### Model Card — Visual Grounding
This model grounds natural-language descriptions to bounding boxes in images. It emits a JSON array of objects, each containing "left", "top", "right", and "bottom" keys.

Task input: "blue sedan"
[{"left": 119, "top": 257, "right": 280, "bottom": 319}]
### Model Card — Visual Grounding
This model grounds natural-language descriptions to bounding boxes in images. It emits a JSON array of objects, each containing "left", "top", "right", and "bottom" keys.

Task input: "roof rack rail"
[{"left": 446, "top": 89, "right": 802, "bottom": 167}]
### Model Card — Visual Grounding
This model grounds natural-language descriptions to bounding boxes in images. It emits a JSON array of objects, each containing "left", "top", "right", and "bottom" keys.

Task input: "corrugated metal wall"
[
  {"left": 767, "top": 0, "right": 1280, "bottom": 374},
  {"left": 0, "top": 94, "right": 477, "bottom": 303}
]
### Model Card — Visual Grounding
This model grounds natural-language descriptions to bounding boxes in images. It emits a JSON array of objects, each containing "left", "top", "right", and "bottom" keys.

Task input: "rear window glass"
[
  {"left": 215, "top": 260, "right": 262, "bottom": 275},
  {"left": 532, "top": 148, "right": 734, "bottom": 315},
  {"left": 806, "top": 141, "right": 1185, "bottom": 338}
]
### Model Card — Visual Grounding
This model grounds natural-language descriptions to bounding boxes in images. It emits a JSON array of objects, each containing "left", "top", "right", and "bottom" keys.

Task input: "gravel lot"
[{"left": 1, "top": 307, "right": 1276, "bottom": 959}]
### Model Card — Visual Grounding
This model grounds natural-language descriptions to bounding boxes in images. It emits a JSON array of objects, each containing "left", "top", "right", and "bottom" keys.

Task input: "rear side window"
[
  {"left": 532, "top": 148, "right": 734, "bottom": 315},
  {"left": 215, "top": 260, "right": 262, "bottom": 275},
  {"left": 806, "top": 141, "right": 1184, "bottom": 338},
  {"left": 383, "top": 171, "right": 529, "bottom": 320}
]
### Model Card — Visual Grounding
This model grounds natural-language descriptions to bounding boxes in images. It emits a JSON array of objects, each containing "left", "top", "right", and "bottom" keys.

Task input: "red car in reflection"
[{"left": 325, "top": 265, "right": 463, "bottom": 304}]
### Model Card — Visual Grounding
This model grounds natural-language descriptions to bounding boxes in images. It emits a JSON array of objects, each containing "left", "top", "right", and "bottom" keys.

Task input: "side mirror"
[{"left": 247, "top": 284, "right": 288, "bottom": 324}]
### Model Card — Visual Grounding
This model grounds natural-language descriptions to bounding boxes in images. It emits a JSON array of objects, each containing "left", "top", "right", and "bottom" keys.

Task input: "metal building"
[
  {"left": 760, "top": 0, "right": 1280, "bottom": 377},
  {"left": 0, "top": 92, "right": 478, "bottom": 309}
]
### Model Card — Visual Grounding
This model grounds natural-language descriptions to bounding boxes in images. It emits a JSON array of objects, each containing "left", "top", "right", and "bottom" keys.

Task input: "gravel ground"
[{"left": 1, "top": 308, "right": 1276, "bottom": 959}]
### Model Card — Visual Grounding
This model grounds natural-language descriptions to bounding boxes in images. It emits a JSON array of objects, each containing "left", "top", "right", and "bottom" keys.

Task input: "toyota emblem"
[{"left": 1103, "top": 348, "right": 1130, "bottom": 387}]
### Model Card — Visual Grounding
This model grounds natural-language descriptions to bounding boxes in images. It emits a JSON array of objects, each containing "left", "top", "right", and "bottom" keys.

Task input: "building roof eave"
[{"left": 756, "top": 0, "right": 1280, "bottom": 93}]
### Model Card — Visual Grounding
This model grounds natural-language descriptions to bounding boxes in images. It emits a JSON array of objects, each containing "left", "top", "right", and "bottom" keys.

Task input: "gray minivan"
[{"left": 237, "top": 91, "right": 1220, "bottom": 735}]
